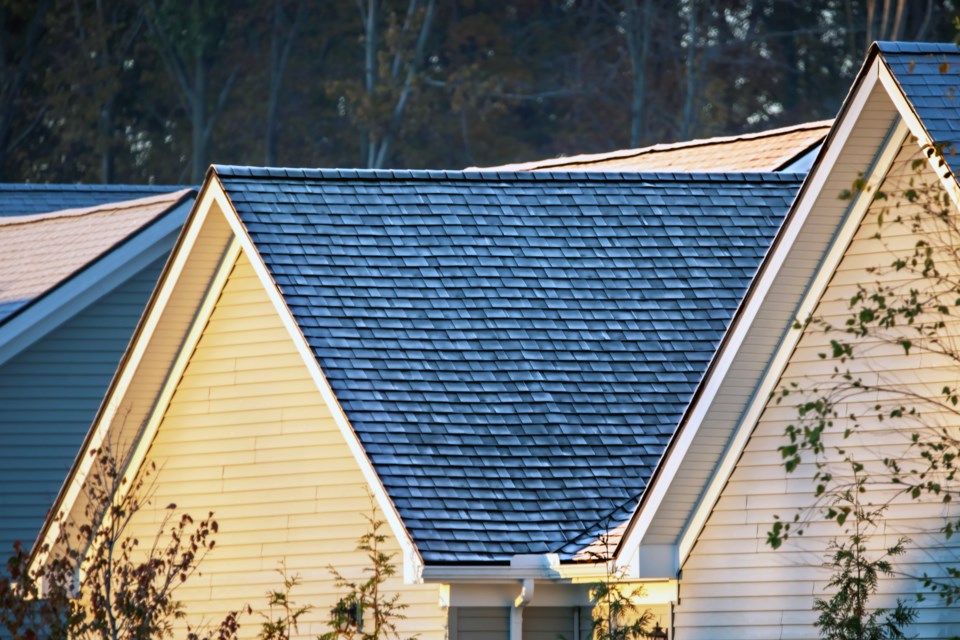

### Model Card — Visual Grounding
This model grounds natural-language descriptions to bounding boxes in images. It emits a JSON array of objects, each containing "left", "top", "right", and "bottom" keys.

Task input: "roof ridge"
[
  {"left": 0, "top": 182, "right": 189, "bottom": 192},
  {"left": 213, "top": 165, "right": 806, "bottom": 183},
  {"left": 0, "top": 188, "right": 193, "bottom": 227},
  {"left": 875, "top": 41, "right": 960, "bottom": 54}
]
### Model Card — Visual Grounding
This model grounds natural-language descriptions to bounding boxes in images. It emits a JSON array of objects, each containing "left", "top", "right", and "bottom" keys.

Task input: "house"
[
  {"left": 0, "top": 189, "right": 195, "bottom": 556},
  {"left": 476, "top": 120, "right": 832, "bottom": 174},
  {"left": 32, "top": 168, "right": 802, "bottom": 639},
  {"left": 609, "top": 41, "right": 960, "bottom": 639},
  {"left": 0, "top": 183, "right": 187, "bottom": 217}
]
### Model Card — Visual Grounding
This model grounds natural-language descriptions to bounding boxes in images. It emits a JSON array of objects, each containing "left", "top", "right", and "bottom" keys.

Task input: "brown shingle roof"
[
  {"left": 478, "top": 120, "right": 833, "bottom": 173},
  {"left": 0, "top": 189, "right": 191, "bottom": 322}
]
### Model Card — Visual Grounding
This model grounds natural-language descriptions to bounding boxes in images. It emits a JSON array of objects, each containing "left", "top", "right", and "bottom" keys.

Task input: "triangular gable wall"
[
  {"left": 35, "top": 181, "right": 420, "bottom": 582},
  {"left": 675, "top": 111, "right": 960, "bottom": 640},
  {"left": 114, "top": 250, "right": 446, "bottom": 639}
]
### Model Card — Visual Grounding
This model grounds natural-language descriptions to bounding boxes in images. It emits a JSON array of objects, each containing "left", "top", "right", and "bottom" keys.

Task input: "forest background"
[{"left": 2, "top": 0, "right": 958, "bottom": 185}]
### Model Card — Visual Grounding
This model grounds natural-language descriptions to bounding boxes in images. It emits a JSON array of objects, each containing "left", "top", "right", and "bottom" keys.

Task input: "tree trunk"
[
  {"left": 625, "top": 0, "right": 652, "bottom": 147},
  {"left": 191, "top": 54, "right": 207, "bottom": 183},
  {"left": 680, "top": 0, "right": 697, "bottom": 139},
  {"left": 98, "top": 98, "right": 115, "bottom": 183}
]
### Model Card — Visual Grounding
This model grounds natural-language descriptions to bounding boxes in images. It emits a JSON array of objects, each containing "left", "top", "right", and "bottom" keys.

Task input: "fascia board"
[
  {"left": 0, "top": 199, "right": 191, "bottom": 367},
  {"left": 614, "top": 56, "right": 886, "bottom": 573},
  {"left": 211, "top": 175, "right": 426, "bottom": 584}
]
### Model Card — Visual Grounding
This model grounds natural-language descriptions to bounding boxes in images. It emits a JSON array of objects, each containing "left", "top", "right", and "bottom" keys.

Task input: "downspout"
[{"left": 509, "top": 578, "right": 535, "bottom": 640}]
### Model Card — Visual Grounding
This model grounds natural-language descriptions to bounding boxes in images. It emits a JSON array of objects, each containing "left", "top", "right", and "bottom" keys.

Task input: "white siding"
[
  {"left": 676, "top": 136, "right": 960, "bottom": 637},
  {"left": 121, "top": 252, "right": 447, "bottom": 640}
]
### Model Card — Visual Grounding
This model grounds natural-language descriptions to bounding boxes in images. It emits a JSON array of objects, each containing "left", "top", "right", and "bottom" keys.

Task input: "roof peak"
[{"left": 212, "top": 164, "right": 805, "bottom": 183}]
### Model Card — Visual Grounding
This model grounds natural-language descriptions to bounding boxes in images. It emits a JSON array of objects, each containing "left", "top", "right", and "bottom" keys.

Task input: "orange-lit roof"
[
  {"left": 479, "top": 120, "right": 833, "bottom": 173},
  {"left": 0, "top": 189, "right": 191, "bottom": 321}
]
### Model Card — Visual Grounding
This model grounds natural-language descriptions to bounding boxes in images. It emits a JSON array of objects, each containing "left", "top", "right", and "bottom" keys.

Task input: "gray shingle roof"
[
  {"left": 215, "top": 167, "right": 802, "bottom": 563},
  {"left": 878, "top": 41, "right": 960, "bottom": 176},
  {"left": 0, "top": 184, "right": 188, "bottom": 217}
]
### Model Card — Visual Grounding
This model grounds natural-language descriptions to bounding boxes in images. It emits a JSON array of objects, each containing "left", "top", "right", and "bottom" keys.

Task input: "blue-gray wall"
[{"left": 0, "top": 255, "right": 169, "bottom": 556}]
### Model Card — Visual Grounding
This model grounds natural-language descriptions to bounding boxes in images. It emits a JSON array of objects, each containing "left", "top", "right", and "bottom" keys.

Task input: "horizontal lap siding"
[
  {"left": 676, "top": 139, "right": 960, "bottom": 638},
  {"left": 124, "top": 253, "right": 446, "bottom": 639},
  {"left": 0, "top": 255, "right": 167, "bottom": 556}
]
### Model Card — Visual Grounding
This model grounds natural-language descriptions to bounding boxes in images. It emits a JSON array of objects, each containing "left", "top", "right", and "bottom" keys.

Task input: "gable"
[
  {"left": 614, "top": 47, "right": 913, "bottom": 576},
  {"left": 117, "top": 250, "right": 447, "bottom": 639},
  {"left": 676, "top": 123, "right": 960, "bottom": 640},
  {"left": 0, "top": 255, "right": 167, "bottom": 553},
  {"left": 218, "top": 168, "right": 802, "bottom": 563}
]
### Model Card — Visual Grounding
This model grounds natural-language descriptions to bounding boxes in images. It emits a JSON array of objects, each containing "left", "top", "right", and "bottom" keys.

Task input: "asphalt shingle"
[{"left": 215, "top": 167, "right": 802, "bottom": 563}]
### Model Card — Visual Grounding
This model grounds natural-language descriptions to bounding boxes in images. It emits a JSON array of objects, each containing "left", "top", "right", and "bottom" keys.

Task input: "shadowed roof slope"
[
  {"left": 0, "top": 184, "right": 188, "bottom": 217},
  {"left": 877, "top": 41, "right": 960, "bottom": 176},
  {"left": 0, "top": 190, "right": 193, "bottom": 322},
  {"left": 478, "top": 120, "right": 832, "bottom": 173},
  {"left": 215, "top": 166, "right": 802, "bottom": 563}
]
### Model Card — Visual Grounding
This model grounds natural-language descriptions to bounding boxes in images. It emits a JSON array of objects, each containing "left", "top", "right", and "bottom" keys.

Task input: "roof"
[
  {"left": 0, "top": 190, "right": 194, "bottom": 322},
  {"left": 214, "top": 166, "right": 803, "bottom": 563},
  {"left": 0, "top": 184, "right": 188, "bottom": 217},
  {"left": 876, "top": 41, "right": 960, "bottom": 176},
  {"left": 476, "top": 120, "right": 832, "bottom": 173}
]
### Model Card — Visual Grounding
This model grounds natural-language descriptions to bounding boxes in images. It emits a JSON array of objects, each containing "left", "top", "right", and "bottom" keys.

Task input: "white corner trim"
[
  {"left": 0, "top": 202, "right": 189, "bottom": 367},
  {"left": 210, "top": 181, "right": 426, "bottom": 583},
  {"left": 615, "top": 58, "right": 884, "bottom": 571},
  {"left": 877, "top": 61, "right": 960, "bottom": 210},
  {"left": 676, "top": 119, "right": 909, "bottom": 565},
  {"left": 32, "top": 186, "right": 219, "bottom": 571}
]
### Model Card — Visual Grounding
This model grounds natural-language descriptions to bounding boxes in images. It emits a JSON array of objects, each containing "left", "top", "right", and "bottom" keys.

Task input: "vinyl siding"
[
  {"left": 676, "top": 134, "right": 960, "bottom": 637},
  {"left": 122, "top": 252, "right": 447, "bottom": 639},
  {"left": 0, "top": 254, "right": 167, "bottom": 556}
]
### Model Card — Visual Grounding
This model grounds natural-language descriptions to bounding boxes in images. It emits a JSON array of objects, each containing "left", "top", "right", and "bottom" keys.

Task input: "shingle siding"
[{"left": 0, "top": 255, "right": 167, "bottom": 555}]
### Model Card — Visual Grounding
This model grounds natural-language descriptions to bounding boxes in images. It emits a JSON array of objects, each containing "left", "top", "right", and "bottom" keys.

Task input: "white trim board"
[
  {"left": 614, "top": 56, "right": 888, "bottom": 574},
  {"left": 677, "top": 119, "right": 910, "bottom": 565},
  {"left": 0, "top": 200, "right": 191, "bottom": 367},
  {"left": 32, "top": 186, "right": 221, "bottom": 568}
]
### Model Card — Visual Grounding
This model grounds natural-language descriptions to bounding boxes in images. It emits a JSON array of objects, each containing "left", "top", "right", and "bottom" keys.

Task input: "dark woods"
[{"left": 2, "top": 0, "right": 957, "bottom": 184}]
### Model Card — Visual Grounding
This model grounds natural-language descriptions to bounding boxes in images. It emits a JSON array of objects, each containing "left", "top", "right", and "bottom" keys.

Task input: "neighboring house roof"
[
  {"left": 476, "top": 120, "right": 832, "bottom": 173},
  {"left": 613, "top": 41, "right": 960, "bottom": 578},
  {"left": 0, "top": 184, "right": 187, "bottom": 217},
  {"left": 0, "top": 191, "right": 193, "bottom": 322},
  {"left": 0, "top": 189, "right": 195, "bottom": 558}
]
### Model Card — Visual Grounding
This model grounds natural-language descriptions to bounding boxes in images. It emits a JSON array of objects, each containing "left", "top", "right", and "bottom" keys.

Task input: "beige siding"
[
  {"left": 123, "top": 252, "right": 447, "bottom": 639},
  {"left": 676, "top": 138, "right": 960, "bottom": 637}
]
